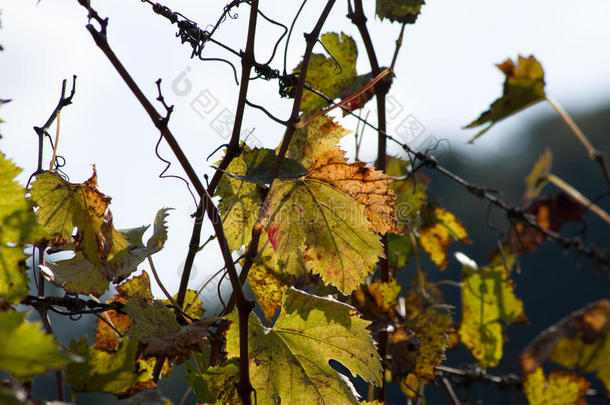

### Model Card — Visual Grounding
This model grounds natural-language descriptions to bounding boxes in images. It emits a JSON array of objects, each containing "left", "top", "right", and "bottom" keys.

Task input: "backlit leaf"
[
  {"left": 376, "top": 0, "right": 426, "bottom": 24},
  {"left": 31, "top": 168, "right": 130, "bottom": 263},
  {"left": 247, "top": 250, "right": 289, "bottom": 321},
  {"left": 524, "top": 148, "right": 553, "bottom": 201},
  {"left": 200, "top": 360, "right": 240, "bottom": 404},
  {"left": 457, "top": 252, "right": 525, "bottom": 368},
  {"left": 419, "top": 207, "right": 471, "bottom": 270},
  {"left": 308, "top": 147, "right": 402, "bottom": 235},
  {"left": 225, "top": 288, "right": 383, "bottom": 404},
  {"left": 509, "top": 194, "right": 584, "bottom": 255},
  {"left": 0, "top": 153, "right": 45, "bottom": 303},
  {"left": 215, "top": 146, "right": 266, "bottom": 251},
  {"left": 40, "top": 209, "right": 171, "bottom": 296},
  {"left": 292, "top": 32, "right": 360, "bottom": 113},
  {"left": 408, "top": 307, "right": 451, "bottom": 381},
  {"left": 264, "top": 177, "right": 383, "bottom": 294},
  {"left": 161, "top": 289, "right": 204, "bottom": 320},
  {"left": 352, "top": 279, "right": 401, "bottom": 325},
  {"left": 66, "top": 336, "right": 152, "bottom": 396},
  {"left": 520, "top": 299, "right": 610, "bottom": 391},
  {"left": 122, "top": 299, "right": 211, "bottom": 361},
  {"left": 0, "top": 310, "right": 71, "bottom": 378},
  {"left": 465, "top": 55, "right": 546, "bottom": 143},
  {"left": 523, "top": 368, "right": 589, "bottom": 405},
  {"left": 286, "top": 115, "right": 350, "bottom": 169}
]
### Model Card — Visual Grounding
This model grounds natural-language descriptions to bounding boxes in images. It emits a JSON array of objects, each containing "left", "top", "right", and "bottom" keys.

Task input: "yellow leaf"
[
  {"left": 457, "top": 253, "right": 525, "bottom": 368},
  {"left": 31, "top": 168, "right": 130, "bottom": 263},
  {"left": 308, "top": 147, "right": 402, "bottom": 235},
  {"left": 419, "top": 207, "right": 471, "bottom": 270},
  {"left": 524, "top": 368, "right": 589, "bottom": 405},
  {"left": 465, "top": 55, "right": 546, "bottom": 143}
]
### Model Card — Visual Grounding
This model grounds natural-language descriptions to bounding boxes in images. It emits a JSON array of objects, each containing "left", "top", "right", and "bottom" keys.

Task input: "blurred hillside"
[{"left": 394, "top": 104, "right": 610, "bottom": 404}]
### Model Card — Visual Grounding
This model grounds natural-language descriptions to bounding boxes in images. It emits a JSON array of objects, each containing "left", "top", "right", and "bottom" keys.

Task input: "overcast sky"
[{"left": 2, "top": 0, "right": 610, "bottom": 302}]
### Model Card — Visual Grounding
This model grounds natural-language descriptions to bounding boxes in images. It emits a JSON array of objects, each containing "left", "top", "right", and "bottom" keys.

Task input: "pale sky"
[{"left": 2, "top": 0, "right": 610, "bottom": 302}]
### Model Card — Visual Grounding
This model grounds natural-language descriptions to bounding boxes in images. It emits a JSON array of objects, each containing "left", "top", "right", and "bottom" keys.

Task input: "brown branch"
[
  {"left": 74, "top": 3, "right": 255, "bottom": 402},
  {"left": 177, "top": 0, "right": 261, "bottom": 310}
]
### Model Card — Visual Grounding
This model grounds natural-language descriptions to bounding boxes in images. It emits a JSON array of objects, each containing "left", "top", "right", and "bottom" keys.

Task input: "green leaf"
[
  {"left": 465, "top": 55, "right": 546, "bottom": 143},
  {"left": 215, "top": 146, "right": 266, "bottom": 251},
  {"left": 41, "top": 208, "right": 171, "bottom": 296},
  {"left": 226, "top": 288, "right": 383, "bottom": 405},
  {"left": 200, "top": 360, "right": 240, "bottom": 404},
  {"left": 40, "top": 252, "right": 110, "bottom": 297},
  {"left": 523, "top": 368, "right": 589, "bottom": 405},
  {"left": 457, "top": 252, "right": 526, "bottom": 368},
  {"left": 30, "top": 169, "right": 130, "bottom": 263},
  {"left": 0, "top": 311, "right": 71, "bottom": 378},
  {"left": 66, "top": 336, "right": 149, "bottom": 395},
  {"left": 293, "top": 32, "right": 359, "bottom": 113},
  {"left": 161, "top": 289, "right": 204, "bottom": 319},
  {"left": 185, "top": 347, "right": 216, "bottom": 404},
  {"left": 218, "top": 147, "right": 306, "bottom": 185},
  {"left": 376, "top": 0, "right": 426, "bottom": 24},
  {"left": 0, "top": 153, "right": 46, "bottom": 303}
]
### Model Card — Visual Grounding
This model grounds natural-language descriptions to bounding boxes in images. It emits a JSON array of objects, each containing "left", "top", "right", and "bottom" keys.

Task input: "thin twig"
[{"left": 546, "top": 96, "right": 610, "bottom": 190}]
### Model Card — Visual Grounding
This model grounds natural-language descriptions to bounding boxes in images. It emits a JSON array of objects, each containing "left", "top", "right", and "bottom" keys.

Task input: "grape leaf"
[
  {"left": 308, "top": 147, "right": 402, "bottom": 235},
  {"left": 509, "top": 194, "right": 584, "bottom": 255},
  {"left": 457, "top": 252, "right": 526, "bottom": 368},
  {"left": 215, "top": 146, "right": 266, "bottom": 251},
  {"left": 225, "top": 288, "right": 383, "bottom": 404},
  {"left": 292, "top": 32, "right": 362, "bottom": 113},
  {"left": 0, "top": 310, "right": 72, "bottom": 378},
  {"left": 523, "top": 368, "right": 589, "bottom": 405},
  {"left": 40, "top": 208, "right": 171, "bottom": 296},
  {"left": 0, "top": 153, "right": 46, "bottom": 303},
  {"left": 524, "top": 148, "right": 553, "bottom": 201},
  {"left": 184, "top": 348, "right": 216, "bottom": 403},
  {"left": 465, "top": 55, "right": 546, "bottom": 143},
  {"left": 352, "top": 279, "right": 401, "bottom": 326},
  {"left": 161, "top": 289, "right": 204, "bottom": 319},
  {"left": 419, "top": 206, "right": 471, "bottom": 270},
  {"left": 66, "top": 336, "right": 153, "bottom": 396},
  {"left": 247, "top": 251, "right": 290, "bottom": 321},
  {"left": 286, "top": 115, "right": 350, "bottom": 169},
  {"left": 122, "top": 299, "right": 211, "bottom": 361},
  {"left": 264, "top": 176, "right": 383, "bottom": 294},
  {"left": 520, "top": 299, "right": 610, "bottom": 391},
  {"left": 376, "top": 0, "right": 426, "bottom": 24},
  {"left": 219, "top": 147, "right": 306, "bottom": 185},
  {"left": 31, "top": 168, "right": 130, "bottom": 263},
  {"left": 200, "top": 360, "right": 240, "bottom": 405},
  {"left": 389, "top": 307, "right": 451, "bottom": 398},
  {"left": 408, "top": 307, "right": 451, "bottom": 381}
]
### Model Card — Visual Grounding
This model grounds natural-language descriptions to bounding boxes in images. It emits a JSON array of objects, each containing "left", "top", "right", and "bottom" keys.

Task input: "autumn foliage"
[{"left": 1, "top": 1, "right": 609, "bottom": 405}]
